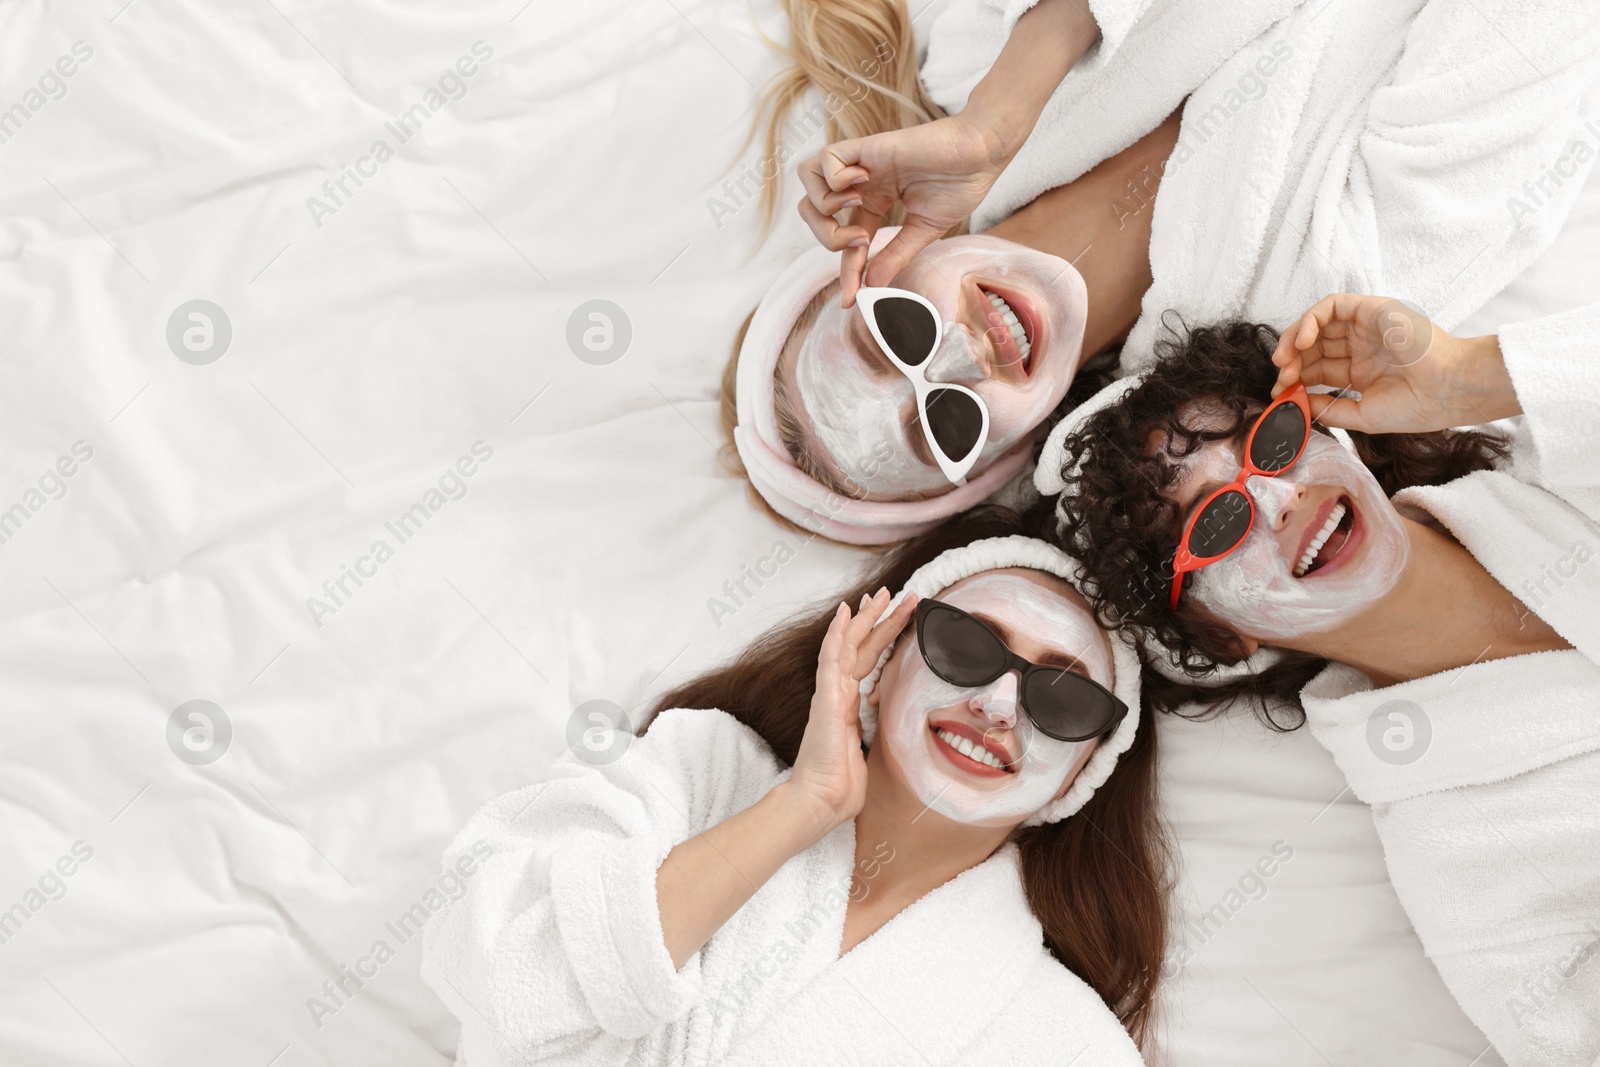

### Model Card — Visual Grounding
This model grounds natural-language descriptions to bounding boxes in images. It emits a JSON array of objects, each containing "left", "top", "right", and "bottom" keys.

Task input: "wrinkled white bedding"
[{"left": 0, "top": 1, "right": 1594, "bottom": 1064}]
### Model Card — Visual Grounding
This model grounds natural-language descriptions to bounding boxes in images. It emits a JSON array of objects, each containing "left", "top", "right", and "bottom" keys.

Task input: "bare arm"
[
  {"left": 799, "top": 0, "right": 1102, "bottom": 304},
  {"left": 655, "top": 589, "right": 916, "bottom": 970},
  {"left": 963, "top": 0, "right": 1104, "bottom": 173},
  {"left": 655, "top": 782, "right": 830, "bottom": 969},
  {"left": 986, "top": 108, "right": 1181, "bottom": 358}
]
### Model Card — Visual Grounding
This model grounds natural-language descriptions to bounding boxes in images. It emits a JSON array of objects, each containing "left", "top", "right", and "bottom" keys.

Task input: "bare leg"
[{"left": 986, "top": 108, "right": 1182, "bottom": 358}]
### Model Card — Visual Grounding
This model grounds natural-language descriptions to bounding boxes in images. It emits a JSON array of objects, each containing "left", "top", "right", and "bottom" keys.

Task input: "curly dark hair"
[{"left": 1048, "top": 316, "right": 1511, "bottom": 728}]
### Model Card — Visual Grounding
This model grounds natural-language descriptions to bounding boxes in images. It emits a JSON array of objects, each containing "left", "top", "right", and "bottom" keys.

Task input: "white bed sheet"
[{"left": 0, "top": 0, "right": 1593, "bottom": 1064}]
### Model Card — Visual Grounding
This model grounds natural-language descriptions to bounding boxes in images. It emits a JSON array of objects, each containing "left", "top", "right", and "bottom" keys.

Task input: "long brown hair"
[{"left": 647, "top": 506, "right": 1173, "bottom": 1048}]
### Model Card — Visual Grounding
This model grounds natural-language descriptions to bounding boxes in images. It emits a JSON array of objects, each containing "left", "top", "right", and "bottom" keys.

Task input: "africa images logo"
[
  {"left": 304, "top": 41, "right": 494, "bottom": 229},
  {"left": 305, "top": 442, "right": 494, "bottom": 628}
]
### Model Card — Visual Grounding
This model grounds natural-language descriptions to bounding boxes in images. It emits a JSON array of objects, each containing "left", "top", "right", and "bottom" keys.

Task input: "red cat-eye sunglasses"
[{"left": 1168, "top": 384, "right": 1313, "bottom": 609}]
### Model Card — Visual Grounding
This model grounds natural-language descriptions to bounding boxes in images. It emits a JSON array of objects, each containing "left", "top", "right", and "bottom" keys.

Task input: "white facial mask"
[
  {"left": 925, "top": 322, "right": 985, "bottom": 383},
  {"left": 913, "top": 240, "right": 1075, "bottom": 441},
  {"left": 1186, "top": 431, "right": 1410, "bottom": 638},
  {"left": 877, "top": 573, "right": 1113, "bottom": 827},
  {"left": 786, "top": 234, "right": 1089, "bottom": 495},
  {"left": 794, "top": 314, "right": 965, "bottom": 495}
]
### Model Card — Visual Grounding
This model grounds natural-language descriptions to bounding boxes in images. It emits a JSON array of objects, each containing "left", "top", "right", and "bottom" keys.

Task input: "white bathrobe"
[
  {"left": 420, "top": 707, "right": 1143, "bottom": 1067},
  {"left": 920, "top": 0, "right": 1600, "bottom": 366},
  {"left": 1299, "top": 302, "right": 1600, "bottom": 1067}
]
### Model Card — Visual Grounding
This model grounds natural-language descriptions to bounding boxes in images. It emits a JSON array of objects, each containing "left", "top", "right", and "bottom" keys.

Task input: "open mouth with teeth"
[
  {"left": 1293, "top": 495, "right": 1357, "bottom": 578},
  {"left": 979, "top": 286, "right": 1033, "bottom": 374},
  {"left": 930, "top": 722, "right": 1016, "bottom": 778}
]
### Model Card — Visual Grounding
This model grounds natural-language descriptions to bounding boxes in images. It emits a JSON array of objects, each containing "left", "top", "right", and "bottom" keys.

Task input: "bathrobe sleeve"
[
  {"left": 922, "top": 0, "right": 1312, "bottom": 235},
  {"left": 1306, "top": 0, "right": 1600, "bottom": 325},
  {"left": 1302, "top": 658, "right": 1600, "bottom": 1067},
  {"left": 1497, "top": 300, "right": 1600, "bottom": 490},
  {"left": 1292, "top": 304, "right": 1600, "bottom": 1067},
  {"left": 1302, "top": 305, "right": 1600, "bottom": 1067},
  {"left": 420, "top": 708, "right": 787, "bottom": 1061}
]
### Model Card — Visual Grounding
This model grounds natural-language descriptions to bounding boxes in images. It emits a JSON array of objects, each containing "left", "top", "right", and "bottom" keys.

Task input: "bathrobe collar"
[
  {"left": 719, "top": 832, "right": 1054, "bottom": 1067},
  {"left": 1392, "top": 461, "right": 1600, "bottom": 663},
  {"left": 1303, "top": 463, "right": 1600, "bottom": 806}
]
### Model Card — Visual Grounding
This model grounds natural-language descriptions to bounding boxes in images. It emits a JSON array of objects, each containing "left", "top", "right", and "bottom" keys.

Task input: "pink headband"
[{"left": 733, "top": 228, "right": 1032, "bottom": 545}]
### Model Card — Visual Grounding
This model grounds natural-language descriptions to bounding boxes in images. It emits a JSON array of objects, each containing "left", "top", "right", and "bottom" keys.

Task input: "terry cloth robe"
[
  {"left": 920, "top": 0, "right": 1600, "bottom": 367},
  {"left": 420, "top": 707, "right": 1143, "bottom": 1067},
  {"left": 1299, "top": 301, "right": 1600, "bottom": 1067}
]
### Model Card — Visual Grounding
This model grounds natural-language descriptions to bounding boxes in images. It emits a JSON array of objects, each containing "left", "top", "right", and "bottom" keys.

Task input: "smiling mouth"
[
  {"left": 1294, "top": 495, "right": 1356, "bottom": 578},
  {"left": 977, "top": 286, "right": 1033, "bottom": 375},
  {"left": 930, "top": 723, "right": 1015, "bottom": 777}
]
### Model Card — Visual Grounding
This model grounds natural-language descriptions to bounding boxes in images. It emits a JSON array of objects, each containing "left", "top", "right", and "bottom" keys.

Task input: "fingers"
[
  {"left": 860, "top": 219, "right": 944, "bottom": 290},
  {"left": 821, "top": 600, "right": 851, "bottom": 650},
  {"left": 797, "top": 195, "right": 872, "bottom": 253},
  {"left": 1270, "top": 349, "right": 1302, "bottom": 398},
  {"left": 839, "top": 192, "right": 893, "bottom": 308},
  {"left": 1296, "top": 354, "right": 1350, "bottom": 391},
  {"left": 796, "top": 174, "right": 886, "bottom": 308},
  {"left": 812, "top": 592, "right": 881, "bottom": 724},
  {"left": 1295, "top": 294, "right": 1362, "bottom": 344},
  {"left": 1271, "top": 303, "right": 1329, "bottom": 372},
  {"left": 815, "top": 142, "right": 870, "bottom": 193},
  {"left": 1273, "top": 293, "right": 1379, "bottom": 396},
  {"left": 1307, "top": 393, "right": 1371, "bottom": 432},
  {"left": 822, "top": 587, "right": 918, "bottom": 683},
  {"left": 1271, "top": 315, "right": 1310, "bottom": 369},
  {"left": 1274, "top": 293, "right": 1377, "bottom": 365},
  {"left": 1274, "top": 354, "right": 1354, "bottom": 411},
  {"left": 856, "top": 591, "right": 917, "bottom": 671},
  {"left": 798, "top": 158, "right": 865, "bottom": 218},
  {"left": 840, "top": 242, "right": 869, "bottom": 309},
  {"left": 842, "top": 588, "right": 888, "bottom": 650},
  {"left": 1272, "top": 334, "right": 1329, "bottom": 398},
  {"left": 1273, "top": 349, "right": 1351, "bottom": 397},
  {"left": 821, "top": 591, "right": 882, "bottom": 678},
  {"left": 798, "top": 148, "right": 878, "bottom": 307},
  {"left": 814, "top": 602, "right": 851, "bottom": 688}
]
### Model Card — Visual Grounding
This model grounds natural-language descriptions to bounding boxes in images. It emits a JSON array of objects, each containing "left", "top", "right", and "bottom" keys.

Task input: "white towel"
[
  {"left": 1299, "top": 303, "right": 1600, "bottom": 1067},
  {"left": 421, "top": 708, "right": 1142, "bottom": 1066},
  {"left": 921, "top": 0, "right": 1600, "bottom": 363}
]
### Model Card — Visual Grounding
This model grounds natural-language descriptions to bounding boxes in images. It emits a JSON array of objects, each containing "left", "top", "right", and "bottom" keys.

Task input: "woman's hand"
[
  {"left": 785, "top": 587, "right": 919, "bottom": 832},
  {"left": 797, "top": 115, "right": 1011, "bottom": 307},
  {"left": 795, "top": 0, "right": 1100, "bottom": 307},
  {"left": 1271, "top": 293, "right": 1522, "bottom": 433},
  {"left": 658, "top": 588, "right": 914, "bottom": 969}
]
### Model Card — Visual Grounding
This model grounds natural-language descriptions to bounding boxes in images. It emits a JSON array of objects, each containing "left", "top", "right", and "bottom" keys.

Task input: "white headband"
[
  {"left": 1036, "top": 376, "right": 1286, "bottom": 686},
  {"left": 855, "top": 535, "right": 1142, "bottom": 825},
  {"left": 732, "top": 228, "right": 1033, "bottom": 545}
]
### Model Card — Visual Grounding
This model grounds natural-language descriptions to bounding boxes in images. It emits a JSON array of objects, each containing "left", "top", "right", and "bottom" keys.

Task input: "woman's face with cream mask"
[
  {"left": 775, "top": 235, "right": 1089, "bottom": 499},
  {"left": 868, "top": 569, "right": 1111, "bottom": 828},
  {"left": 1159, "top": 398, "right": 1411, "bottom": 640}
]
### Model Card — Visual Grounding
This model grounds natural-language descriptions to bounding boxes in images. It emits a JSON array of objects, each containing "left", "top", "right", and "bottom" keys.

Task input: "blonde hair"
[
  {"left": 719, "top": 0, "right": 962, "bottom": 539},
  {"left": 747, "top": 0, "right": 948, "bottom": 236}
]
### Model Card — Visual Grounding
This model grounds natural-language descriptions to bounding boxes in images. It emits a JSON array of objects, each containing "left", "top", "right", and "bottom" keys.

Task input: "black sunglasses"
[{"left": 914, "top": 599, "right": 1127, "bottom": 743}]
